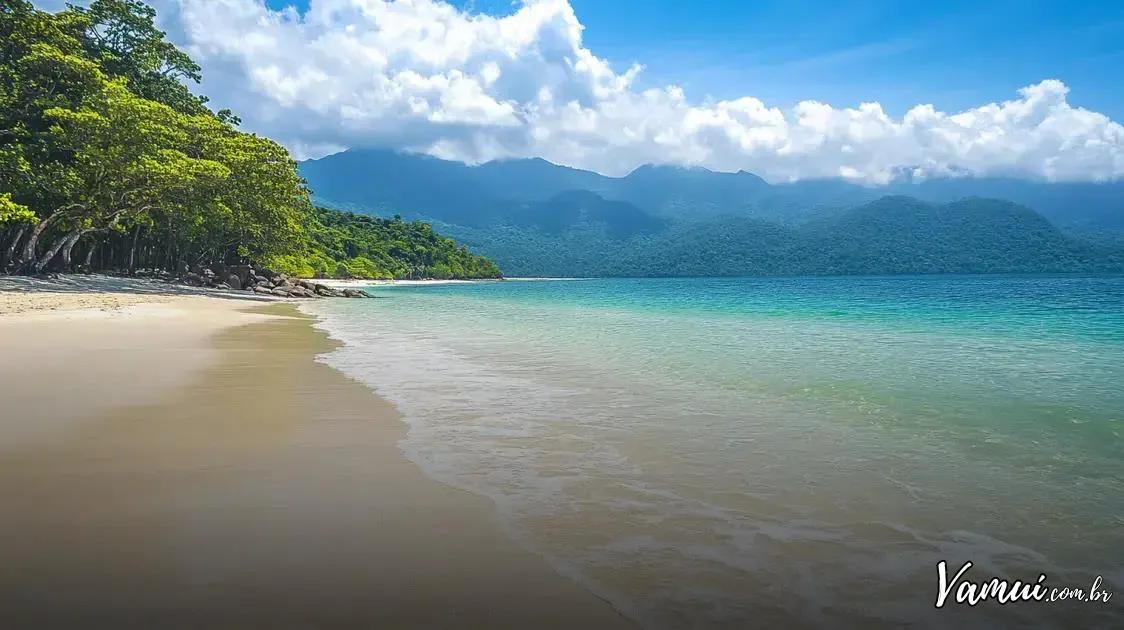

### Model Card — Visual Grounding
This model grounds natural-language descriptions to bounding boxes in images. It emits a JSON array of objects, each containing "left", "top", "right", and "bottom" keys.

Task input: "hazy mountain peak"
[{"left": 299, "top": 148, "right": 1124, "bottom": 230}]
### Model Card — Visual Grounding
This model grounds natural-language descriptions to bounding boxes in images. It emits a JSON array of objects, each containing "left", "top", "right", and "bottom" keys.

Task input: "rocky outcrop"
[
  {"left": 170, "top": 264, "right": 373, "bottom": 299},
  {"left": 39, "top": 266, "right": 375, "bottom": 299}
]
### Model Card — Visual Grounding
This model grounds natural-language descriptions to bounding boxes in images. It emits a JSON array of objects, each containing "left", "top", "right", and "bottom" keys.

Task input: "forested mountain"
[
  {"left": 0, "top": 0, "right": 500, "bottom": 281},
  {"left": 444, "top": 197, "right": 1111, "bottom": 278},
  {"left": 605, "top": 197, "right": 1115, "bottom": 278},
  {"left": 301, "top": 148, "right": 1124, "bottom": 229},
  {"left": 298, "top": 148, "right": 1124, "bottom": 277}
]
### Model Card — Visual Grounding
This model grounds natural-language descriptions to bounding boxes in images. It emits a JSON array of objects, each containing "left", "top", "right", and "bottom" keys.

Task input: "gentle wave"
[{"left": 300, "top": 276, "right": 1124, "bottom": 629}]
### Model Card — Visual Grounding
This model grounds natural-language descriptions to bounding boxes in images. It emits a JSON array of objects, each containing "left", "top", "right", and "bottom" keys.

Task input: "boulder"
[
  {"left": 252, "top": 286, "right": 273, "bottom": 295},
  {"left": 343, "top": 288, "right": 372, "bottom": 298},
  {"left": 215, "top": 282, "right": 231, "bottom": 290},
  {"left": 225, "top": 274, "right": 242, "bottom": 290},
  {"left": 314, "top": 284, "right": 343, "bottom": 297},
  {"left": 183, "top": 272, "right": 204, "bottom": 287},
  {"left": 202, "top": 268, "right": 215, "bottom": 278},
  {"left": 270, "top": 287, "right": 292, "bottom": 297},
  {"left": 228, "top": 264, "right": 253, "bottom": 287}
]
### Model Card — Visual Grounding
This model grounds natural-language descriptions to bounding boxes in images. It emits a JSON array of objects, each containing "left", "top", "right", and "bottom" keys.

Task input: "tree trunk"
[
  {"left": 60, "top": 230, "right": 88, "bottom": 271},
  {"left": 18, "top": 217, "right": 54, "bottom": 270},
  {"left": 34, "top": 230, "right": 78, "bottom": 273},
  {"left": 2, "top": 225, "right": 27, "bottom": 270},
  {"left": 84, "top": 240, "right": 98, "bottom": 271},
  {"left": 127, "top": 225, "right": 141, "bottom": 275}
]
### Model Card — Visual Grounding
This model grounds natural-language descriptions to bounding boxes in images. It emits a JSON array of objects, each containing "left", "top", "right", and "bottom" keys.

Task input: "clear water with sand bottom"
[{"left": 302, "top": 275, "right": 1124, "bottom": 629}]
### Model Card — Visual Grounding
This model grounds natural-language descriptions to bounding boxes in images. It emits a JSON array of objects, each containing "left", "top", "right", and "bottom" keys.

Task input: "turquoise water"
[{"left": 302, "top": 275, "right": 1124, "bottom": 629}]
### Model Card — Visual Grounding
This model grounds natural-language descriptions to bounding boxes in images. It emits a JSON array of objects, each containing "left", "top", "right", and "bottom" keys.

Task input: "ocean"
[{"left": 300, "top": 275, "right": 1124, "bottom": 629}]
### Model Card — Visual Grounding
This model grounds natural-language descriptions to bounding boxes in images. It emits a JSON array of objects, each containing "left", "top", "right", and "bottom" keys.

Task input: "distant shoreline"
[{"left": 310, "top": 276, "right": 596, "bottom": 287}]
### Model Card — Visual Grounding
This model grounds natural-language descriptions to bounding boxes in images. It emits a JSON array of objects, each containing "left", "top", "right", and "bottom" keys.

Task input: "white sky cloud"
[{"left": 33, "top": 0, "right": 1124, "bottom": 183}]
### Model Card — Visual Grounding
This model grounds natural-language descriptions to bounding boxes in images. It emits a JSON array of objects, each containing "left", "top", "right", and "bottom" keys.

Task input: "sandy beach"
[{"left": 0, "top": 282, "right": 633, "bottom": 629}]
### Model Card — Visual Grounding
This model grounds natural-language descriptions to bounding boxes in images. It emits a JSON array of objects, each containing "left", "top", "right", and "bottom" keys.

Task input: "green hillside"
[
  {"left": 300, "top": 148, "right": 1124, "bottom": 230},
  {"left": 299, "top": 150, "right": 1124, "bottom": 278}
]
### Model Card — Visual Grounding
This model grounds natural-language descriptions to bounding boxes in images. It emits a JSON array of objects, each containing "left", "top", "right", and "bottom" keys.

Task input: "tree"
[
  {"left": 1, "top": 0, "right": 503, "bottom": 279},
  {"left": 33, "top": 78, "right": 230, "bottom": 271},
  {"left": 66, "top": 0, "right": 209, "bottom": 115}
]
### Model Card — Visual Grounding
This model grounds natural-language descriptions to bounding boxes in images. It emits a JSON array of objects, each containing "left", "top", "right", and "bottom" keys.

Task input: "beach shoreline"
[
  {"left": 0, "top": 285, "right": 633, "bottom": 629},
  {"left": 310, "top": 276, "right": 594, "bottom": 288}
]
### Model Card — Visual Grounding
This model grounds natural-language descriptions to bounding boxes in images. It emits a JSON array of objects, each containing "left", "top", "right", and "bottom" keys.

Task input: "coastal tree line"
[{"left": 0, "top": 0, "right": 501, "bottom": 280}]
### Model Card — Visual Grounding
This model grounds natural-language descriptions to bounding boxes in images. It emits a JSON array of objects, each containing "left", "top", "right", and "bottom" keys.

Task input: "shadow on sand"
[{"left": 0, "top": 273, "right": 279, "bottom": 303}]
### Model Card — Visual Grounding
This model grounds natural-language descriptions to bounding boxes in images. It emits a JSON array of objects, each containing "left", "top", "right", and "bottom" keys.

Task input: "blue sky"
[
  {"left": 265, "top": 0, "right": 1124, "bottom": 120},
  {"left": 130, "top": 0, "right": 1121, "bottom": 180}
]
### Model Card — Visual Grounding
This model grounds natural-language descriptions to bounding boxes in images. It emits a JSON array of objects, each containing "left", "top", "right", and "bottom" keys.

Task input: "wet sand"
[{"left": 0, "top": 292, "right": 633, "bottom": 629}]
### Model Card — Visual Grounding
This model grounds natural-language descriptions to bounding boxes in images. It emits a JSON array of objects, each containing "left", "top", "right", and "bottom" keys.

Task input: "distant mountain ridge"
[
  {"left": 298, "top": 149, "right": 1124, "bottom": 277},
  {"left": 301, "top": 148, "right": 1124, "bottom": 229}
]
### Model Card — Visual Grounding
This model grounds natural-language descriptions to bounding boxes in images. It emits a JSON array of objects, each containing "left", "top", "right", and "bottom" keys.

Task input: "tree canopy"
[{"left": 0, "top": 0, "right": 501, "bottom": 279}]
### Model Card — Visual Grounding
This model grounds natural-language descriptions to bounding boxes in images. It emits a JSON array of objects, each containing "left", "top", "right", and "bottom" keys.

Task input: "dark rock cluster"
[{"left": 174, "top": 264, "right": 373, "bottom": 299}]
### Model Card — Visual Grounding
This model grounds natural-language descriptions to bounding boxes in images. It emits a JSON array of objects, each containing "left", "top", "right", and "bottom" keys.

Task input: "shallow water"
[{"left": 302, "top": 275, "right": 1124, "bottom": 629}]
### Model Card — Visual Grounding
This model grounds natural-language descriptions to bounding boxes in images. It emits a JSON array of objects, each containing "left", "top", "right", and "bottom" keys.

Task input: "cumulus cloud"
[{"left": 34, "top": 0, "right": 1124, "bottom": 183}]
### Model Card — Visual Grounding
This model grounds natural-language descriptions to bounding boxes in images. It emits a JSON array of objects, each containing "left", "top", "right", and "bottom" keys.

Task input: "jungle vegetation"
[{"left": 0, "top": 0, "right": 501, "bottom": 280}]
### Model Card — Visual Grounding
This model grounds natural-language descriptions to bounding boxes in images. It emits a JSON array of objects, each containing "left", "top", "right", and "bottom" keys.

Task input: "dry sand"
[{"left": 0, "top": 288, "right": 633, "bottom": 629}]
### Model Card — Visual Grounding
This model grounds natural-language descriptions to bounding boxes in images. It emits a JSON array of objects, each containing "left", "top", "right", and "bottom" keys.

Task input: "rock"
[
  {"left": 225, "top": 274, "right": 242, "bottom": 290},
  {"left": 202, "top": 268, "right": 215, "bottom": 278},
  {"left": 252, "top": 274, "right": 269, "bottom": 285},
  {"left": 252, "top": 286, "right": 273, "bottom": 295},
  {"left": 183, "top": 272, "right": 204, "bottom": 286},
  {"left": 215, "top": 282, "right": 231, "bottom": 290},
  {"left": 314, "top": 284, "right": 343, "bottom": 297},
  {"left": 228, "top": 264, "right": 253, "bottom": 287},
  {"left": 296, "top": 279, "right": 317, "bottom": 291},
  {"left": 343, "top": 288, "right": 372, "bottom": 298},
  {"left": 270, "top": 287, "right": 292, "bottom": 297}
]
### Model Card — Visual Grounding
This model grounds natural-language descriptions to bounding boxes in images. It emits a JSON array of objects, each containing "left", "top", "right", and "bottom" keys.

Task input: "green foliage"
[
  {"left": 68, "top": 0, "right": 209, "bottom": 115},
  {"left": 266, "top": 207, "right": 501, "bottom": 279},
  {"left": 0, "top": 191, "right": 34, "bottom": 224},
  {"left": 439, "top": 197, "right": 1122, "bottom": 278},
  {"left": 0, "top": 0, "right": 500, "bottom": 278}
]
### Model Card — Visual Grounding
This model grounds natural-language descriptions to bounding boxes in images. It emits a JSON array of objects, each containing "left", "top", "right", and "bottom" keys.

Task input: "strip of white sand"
[{"left": 0, "top": 292, "right": 280, "bottom": 445}]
